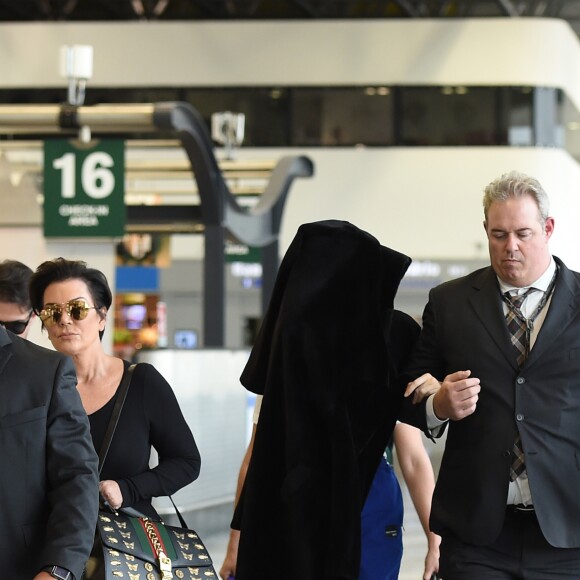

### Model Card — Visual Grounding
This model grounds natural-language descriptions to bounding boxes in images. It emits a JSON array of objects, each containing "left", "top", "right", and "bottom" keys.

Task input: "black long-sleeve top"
[{"left": 89, "top": 360, "right": 201, "bottom": 519}]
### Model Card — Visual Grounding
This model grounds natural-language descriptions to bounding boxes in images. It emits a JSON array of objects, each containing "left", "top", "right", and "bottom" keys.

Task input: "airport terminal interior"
[{"left": 4, "top": 0, "right": 580, "bottom": 577}]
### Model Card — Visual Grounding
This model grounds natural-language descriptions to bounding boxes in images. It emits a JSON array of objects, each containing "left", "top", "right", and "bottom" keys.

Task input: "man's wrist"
[
  {"left": 426, "top": 394, "right": 447, "bottom": 428},
  {"left": 42, "top": 566, "right": 73, "bottom": 580}
]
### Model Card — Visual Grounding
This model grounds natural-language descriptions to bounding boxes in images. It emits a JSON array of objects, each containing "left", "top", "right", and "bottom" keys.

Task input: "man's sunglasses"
[
  {"left": 0, "top": 311, "right": 33, "bottom": 335},
  {"left": 39, "top": 299, "right": 97, "bottom": 327}
]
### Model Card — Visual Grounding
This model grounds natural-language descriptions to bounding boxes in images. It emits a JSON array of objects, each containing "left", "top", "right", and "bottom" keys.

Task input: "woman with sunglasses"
[{"left": 29, "top": 257, "right": 201, "bottom": 521}]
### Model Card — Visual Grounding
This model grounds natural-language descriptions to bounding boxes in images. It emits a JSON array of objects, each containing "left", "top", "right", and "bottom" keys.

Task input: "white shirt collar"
[{"left": 497, "top": 257, "right": 556, "bottom": 296}]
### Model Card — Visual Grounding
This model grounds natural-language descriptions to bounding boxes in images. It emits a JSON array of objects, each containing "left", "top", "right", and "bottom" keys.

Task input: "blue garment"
[{"left": 360, "top": 457, "right": 404, "bottom": 580}]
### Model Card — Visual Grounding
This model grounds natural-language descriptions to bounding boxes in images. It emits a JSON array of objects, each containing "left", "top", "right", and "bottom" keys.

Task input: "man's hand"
[
  {"left": 405, "top": 373, "right": 441, "bottom": 404},
  {"left": 433, "top": 370, "right": 480, "bottom": 421}
]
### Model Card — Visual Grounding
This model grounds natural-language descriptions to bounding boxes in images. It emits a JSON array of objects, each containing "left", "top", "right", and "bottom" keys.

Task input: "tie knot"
[{"left": 505, "top": 287, "right": 536, "bottom": 310}]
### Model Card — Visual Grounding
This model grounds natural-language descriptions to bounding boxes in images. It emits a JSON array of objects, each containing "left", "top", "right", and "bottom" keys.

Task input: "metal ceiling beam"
[
  {"left": 187, "top": 0, "right": 227, "bottom": 17},
  {"left": 37, "top": 0, "right": 79, "bottom": 19},
  {"left": 0, "top": 0, "right": 42, "bottom": 19},
  {"left": 0, "top": 103, "right": 158, "bottom": 133},
  {"left": 437, "top": 1, "right": 456, "bottom": 16},
  {"left": 393, "top": 0, "right": 422, "bottom": 16},
  {"left": 545, "top": 0, "right": 567, "bottom": 17},
  {"left": 532, "top": 1, "right": 550, "bottom": 15},
  {"left": 225, "top": 0, "right": 263, "bottom": 16},
  {"left": 289, "top": 0, "right": 326, "bottom": 17},
  {"left": 496, "top": 0, "right": 523, "bottom": 16},
  {"left": 94, "top": 0, "right": 137, "bottom": 18},
  {"left": 0, "top": 0, "right": 579, "bottom": 25},
  {"left": 131, "top": 0, "right": 171, "bottom": 18}
]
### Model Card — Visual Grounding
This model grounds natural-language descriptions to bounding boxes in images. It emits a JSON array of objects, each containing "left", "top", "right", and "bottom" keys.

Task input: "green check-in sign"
[{"left": 43, "top": 139, "right": 125, "bottom": 237}]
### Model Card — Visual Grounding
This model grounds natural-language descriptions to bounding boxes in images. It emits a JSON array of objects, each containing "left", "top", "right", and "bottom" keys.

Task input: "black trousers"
[{"left": 439, "top": 507, "right": 580, "bottom": 579}]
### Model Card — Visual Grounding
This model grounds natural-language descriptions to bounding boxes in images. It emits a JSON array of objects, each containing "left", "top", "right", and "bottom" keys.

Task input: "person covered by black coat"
[{"left": 233, "top": 219, "right": 435, "bottom": 580}]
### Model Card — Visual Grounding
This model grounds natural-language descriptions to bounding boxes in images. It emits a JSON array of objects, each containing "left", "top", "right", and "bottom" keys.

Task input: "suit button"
[
  {"left": 517, "top": 377, "right": 525, "bottom": 384},
  {"left": 502, "top": 450, "right": 511, "bottom": 457},
  {"left": 516, "top": 414, "right": 524, "bottom": 421}
]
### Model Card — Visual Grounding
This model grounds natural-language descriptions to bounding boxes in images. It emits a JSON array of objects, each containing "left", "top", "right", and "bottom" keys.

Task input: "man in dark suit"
[
  {"left": 0, "top": 314, "right": 99, "bottom": 577},
  {"left": 403, "top": 170, "right": 580, "bottom": 578}
]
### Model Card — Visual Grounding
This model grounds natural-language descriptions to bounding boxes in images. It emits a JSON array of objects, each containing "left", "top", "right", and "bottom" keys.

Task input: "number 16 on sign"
[{"left": 43, "top": 139, "right": 125, "bottom": 238}]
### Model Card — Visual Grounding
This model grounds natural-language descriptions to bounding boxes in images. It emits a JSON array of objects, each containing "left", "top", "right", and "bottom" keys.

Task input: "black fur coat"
[{"left": 234, "top": 220, "right": 417, "bottom": 580}]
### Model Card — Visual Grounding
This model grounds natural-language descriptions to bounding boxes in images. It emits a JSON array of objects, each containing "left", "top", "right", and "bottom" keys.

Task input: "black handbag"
[
  {"left": 96, "top": 508, "right": 216, "bottom": 579},
  {"left": 86, "top": 363, "right": 217, "bottom": 580}
]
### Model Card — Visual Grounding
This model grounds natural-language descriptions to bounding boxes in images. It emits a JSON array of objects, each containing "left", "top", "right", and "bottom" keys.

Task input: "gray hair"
[{"left": 483, "top": 170, "right": 550, "bottom": 224}]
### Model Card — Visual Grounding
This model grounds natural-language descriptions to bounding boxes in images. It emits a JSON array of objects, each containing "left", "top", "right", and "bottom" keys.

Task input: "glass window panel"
[
  {"left": 399, "top": 87, "right": 498, "bottom": 146},
  {"left": 503, "top": 87, "right": 534, "bottom": 146},
  {"left": 291, "top": 87, "right": 393, "bottom": 146},
  {"left": 0, "top": 85, "right": 559, "bottom": 149}
]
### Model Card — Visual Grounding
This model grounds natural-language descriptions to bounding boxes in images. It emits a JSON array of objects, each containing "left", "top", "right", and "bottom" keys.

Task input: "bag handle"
[
  {"left": 169, "top": 496, "right": 188, "bottom": 529},
  {"left": 98, "top": 363, "right": 136, "bottom": 474}
]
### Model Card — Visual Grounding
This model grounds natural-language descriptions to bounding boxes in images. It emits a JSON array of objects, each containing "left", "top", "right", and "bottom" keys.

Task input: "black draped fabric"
[{"left": 235, "top": 220, "right": 414, "bottom": 580}]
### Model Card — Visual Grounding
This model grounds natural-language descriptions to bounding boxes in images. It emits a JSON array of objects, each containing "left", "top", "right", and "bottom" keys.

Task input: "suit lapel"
[
  {"left": 526, "top": 258, "right": 580, "bottom": 367},
  {"left": 468, "top": 267, "right": 518, "bottom": 368}
]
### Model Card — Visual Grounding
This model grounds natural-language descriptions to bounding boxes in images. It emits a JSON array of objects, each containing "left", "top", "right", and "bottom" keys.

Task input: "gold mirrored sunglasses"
[{"left": 40, "top": 299, "right": 97, "bottom": 327}]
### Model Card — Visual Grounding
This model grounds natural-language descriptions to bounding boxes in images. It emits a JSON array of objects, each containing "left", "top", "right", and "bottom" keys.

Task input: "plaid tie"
[{"left": 505, "top": 288, "right": 536, "bottom": 480}]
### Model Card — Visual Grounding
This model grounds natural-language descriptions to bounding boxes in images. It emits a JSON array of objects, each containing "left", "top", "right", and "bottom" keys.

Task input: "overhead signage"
[
  {"left": 225, "top": 243, "right": 261, "bottom": 263},
  {"left": 43, "top": 139, "right": 125, "bottom": 237}
]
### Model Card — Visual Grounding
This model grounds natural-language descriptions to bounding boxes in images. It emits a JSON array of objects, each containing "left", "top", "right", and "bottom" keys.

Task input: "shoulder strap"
[
  {"left": 169, "top": 495, "right": 189, "bottom": 528},
  {"left": 98, "top": 363, "right": 137, "bottom": 474}
]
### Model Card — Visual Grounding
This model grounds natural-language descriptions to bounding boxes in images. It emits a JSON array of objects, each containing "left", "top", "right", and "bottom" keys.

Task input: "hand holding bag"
[{"left": 86, "top": 363, "right": 217, "bottom": 579}]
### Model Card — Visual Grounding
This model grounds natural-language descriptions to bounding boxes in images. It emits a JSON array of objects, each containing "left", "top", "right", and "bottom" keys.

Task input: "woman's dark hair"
[{"left": 29, "top": 257, "right": 112, "bottom": 340}]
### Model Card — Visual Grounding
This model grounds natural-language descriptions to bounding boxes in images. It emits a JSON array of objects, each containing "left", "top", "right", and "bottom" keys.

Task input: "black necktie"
[{"left": 504, "top": 288, "right": 536, "bottom": 481}]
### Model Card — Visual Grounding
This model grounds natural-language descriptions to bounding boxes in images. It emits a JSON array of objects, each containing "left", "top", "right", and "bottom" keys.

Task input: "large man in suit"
[
  {"left": 0, "top": 325, "right": 99, "bottom": 579},
  {"left": 403, "top": 170, "right": 580, "bottom": 578}
]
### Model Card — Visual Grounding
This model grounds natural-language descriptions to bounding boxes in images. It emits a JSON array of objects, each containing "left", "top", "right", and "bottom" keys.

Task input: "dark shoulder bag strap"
[
  {"left": 98, "top": 363, "right": 137, "bottom": 474},
  {"left": 169, "top": 496, "right": 189, "bottom": 529}
]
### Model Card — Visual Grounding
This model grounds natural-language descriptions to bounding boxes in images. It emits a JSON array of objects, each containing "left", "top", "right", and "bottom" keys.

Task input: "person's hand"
[
  {"left": 219, "top": 553, "right": 236, "bottom": 580},
  {"left": 219, "top": 529, "right": 240, "bottom": 579},
  {"left": 423, "top": 533, "right": 440, "bottom": 580},
  {"left": 405, "top": 373, "right": 441, "bottom": 404},
  {"left": 99, "top": 479, "right": 123, "bottom": 510},
  {"left": 34, "top": 573, "right": 53, "bottom": 580},
  {"left": 433, "top": 370, "right": 480, "bottom": 421}
]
